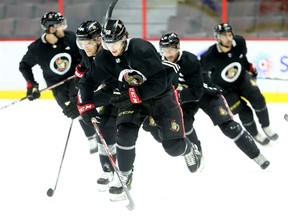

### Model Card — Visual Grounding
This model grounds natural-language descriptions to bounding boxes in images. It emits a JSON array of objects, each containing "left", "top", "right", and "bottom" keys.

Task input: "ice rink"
[{"left": 0, "top": 99, "right": 287, "bottom": 216}]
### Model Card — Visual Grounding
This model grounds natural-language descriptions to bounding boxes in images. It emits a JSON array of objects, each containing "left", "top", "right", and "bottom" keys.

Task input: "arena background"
[{"left": 0, "top": 0, "right": 287, "bottom": 102}]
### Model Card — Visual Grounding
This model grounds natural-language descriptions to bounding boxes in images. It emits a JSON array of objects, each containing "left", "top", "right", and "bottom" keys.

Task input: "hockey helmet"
[
  {"left": 101, "top": 19, "right": 126, "bottom": 43},
  {"left": 76, "top": 20, "right": 102, "bottom": 41},
  {"left": 41, "top": 11, "right": 67, "bottom": 31},
  {"left": 159, "top": 32, "right": 180, "bottom": 49},
  {"left": 214, "top": 23, "right": 234, "bottom": 37}
]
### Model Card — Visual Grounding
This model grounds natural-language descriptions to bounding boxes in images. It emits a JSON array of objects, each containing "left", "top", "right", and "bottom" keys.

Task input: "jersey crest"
[
  {"left": 221, "top": 62, "right": 241, "bottom": 82},
  {"left": 50, "top": 53, "right": 72, "bottom": 75},
  {"left": 119, "top": 69, "right": 147, "bottom": 86}
]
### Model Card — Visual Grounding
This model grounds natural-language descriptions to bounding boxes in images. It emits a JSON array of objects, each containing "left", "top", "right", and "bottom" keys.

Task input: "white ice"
[{"left": 0, "top": 99, "right": 287, "bottom": 216}]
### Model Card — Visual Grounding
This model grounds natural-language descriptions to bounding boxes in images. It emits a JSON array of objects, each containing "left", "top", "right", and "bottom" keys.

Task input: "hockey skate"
[
  {"left": 184, "top": 142, "right": 201, "bottom": 173},
  {"left": 109, "top": 169, "right": 133, "bottom": 202},
  {"left": 194, "top": 146, "right": 204, "bottom": 171},
  {"left": 262, "top": 126, "right": 279, "bottom": 141},
  {"left": 97, "top": 171, "right": 114, "bottom": 192},
  {"left": 253, "top": 132, "right": 270, "bottom": 145},
  {"left": 87, "top": 133, "right": 98, "bottom": 154},
  {"left": 253, "top": 153, "right": 270, "bottom": 169}
]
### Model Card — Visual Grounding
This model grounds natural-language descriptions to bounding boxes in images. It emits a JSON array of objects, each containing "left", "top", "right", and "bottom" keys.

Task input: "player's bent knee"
[
  {"left": 162, "top": 138, "right": 186, "bottom": 157},
  {"left": 219, "top": 120, "right": 242, "bottom": 139}
]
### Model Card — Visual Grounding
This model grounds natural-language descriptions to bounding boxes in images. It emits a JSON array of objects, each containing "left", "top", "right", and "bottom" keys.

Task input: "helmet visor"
[
  {"left": 54, "top": 19, "right": 67, "bottom": 30},
  {"left": 101, "top": 36, "right": 125, "bottom": 50},
  {"left": 160, "top": 47, "right": 179, "bottom": 54},
  {"left": 76, "top": 38, "right": 97, "bottom": 49}
]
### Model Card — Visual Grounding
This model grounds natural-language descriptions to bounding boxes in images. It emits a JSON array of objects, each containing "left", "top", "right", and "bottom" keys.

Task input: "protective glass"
[
  {"left": 160, "top": 47, "right": 179, "bottom": 54},
  {"left": 54, "top": 19, "right": 68, "bottom": 30},
  {"left": 102, "top": 37, "right": 125, "bottom": 51},
  {"left": 76, "top": 39, "right": 97, "bottom": 50}
]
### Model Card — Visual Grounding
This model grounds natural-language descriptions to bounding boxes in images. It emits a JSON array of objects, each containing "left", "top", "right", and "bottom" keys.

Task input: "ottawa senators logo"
[
  {"left": 170, "top": 120, "right": 180, "bottom": 132},
  {"left": 148, "top": 116, "right": 157, "bottom": 127},
  {"left": 221, "top": 62, "right": 241, "bottom": 82},
  {"left": 55, "top": 57, "right": 69, "bottom": 71},
  {"left": 120, "top": 69, "right": 147, "bottom": 86},
  {"left": 50, "top": 53, "right": 71, "bottom": 75},
  {"left": 124, "top": 73, "right": 143, "bottom": 86},
  {"left": 218, "top": 106, "right": 228, "bottom": 116}
]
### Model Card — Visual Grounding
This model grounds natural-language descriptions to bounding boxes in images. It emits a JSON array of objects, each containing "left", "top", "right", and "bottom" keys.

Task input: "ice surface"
[{"left": 0, "top": 99, "right": 287, "bottom": 216}]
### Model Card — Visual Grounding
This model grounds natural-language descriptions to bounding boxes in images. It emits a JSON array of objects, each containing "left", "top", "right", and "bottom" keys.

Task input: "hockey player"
[
  {"left": 144, "top": 32, "right": 270, "bottom": 170},
  {"left": 76, "top": 19, "right": 200, "bottom": 201},
  {"left": 63, "top": 20, "right": 117, "bottom": 191},
  {"left": 200, "top": 23, "right": 278, "bottom": 145},
  {"left": 19, "top": 12, "right": 98, "bottom": 154}
]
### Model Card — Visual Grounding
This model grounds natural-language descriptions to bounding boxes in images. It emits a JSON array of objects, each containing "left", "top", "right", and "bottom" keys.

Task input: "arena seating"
[{"left": 0, "top": 0, "right": 287, "bottom": 38}]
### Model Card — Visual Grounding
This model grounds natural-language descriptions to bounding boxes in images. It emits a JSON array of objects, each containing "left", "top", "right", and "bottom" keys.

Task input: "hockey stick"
[
  {"left": 47, "top": 119, "right": 74, "bottom": 197},
  {"left": 258, "top": 77, "right": 288, "bottom": 81},
  {"left": 105, "top": 0, "right": 119, "bottom": 21},
  {"left": 91, "top": 117, "right": 135, "bottom": 211},
  {"left": 0, "top": 75, "right": 75, "bottom": 111},
  {"left": 284, "top": 114, "right": 288, "bottom": 121}
]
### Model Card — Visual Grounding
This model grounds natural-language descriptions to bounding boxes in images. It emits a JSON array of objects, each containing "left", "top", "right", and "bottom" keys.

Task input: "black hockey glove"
[
  {"left": 203, "top": 83, "right": 222, "bottom": 96},
  {"left": 110, "top": 88, "right": 141, "bottom": 109},
  {"left": 77, "top": 102, "right": 100, "bottom": 126},
  {"left": 62, "top": 101, "right": 80, "bottom": 119},
  {"left": 26, "top": 81, "right": 40, "bottom": 101},
  {"left": 247, "top": 63, "right": 258, "bottom": 78}
]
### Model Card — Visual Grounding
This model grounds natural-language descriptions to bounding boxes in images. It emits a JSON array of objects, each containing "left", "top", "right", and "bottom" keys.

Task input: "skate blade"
[
  {"left": 110, "top": 192, "right": 128, "bottom": 202},
  {"left": 98, "top": 184, "right": 109, "bottom": 192}
]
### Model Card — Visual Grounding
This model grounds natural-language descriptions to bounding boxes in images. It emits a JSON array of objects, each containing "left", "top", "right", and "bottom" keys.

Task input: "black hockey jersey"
[
  {"left": 78, "top": 49, "right": 94, "bottom": 71},
  {"left": 77, "top": 48, "right": 117, "bottom": 106},
  {"left": 19, "top": 31, "right": 82, "bottom": 86},
  {"left": 78, "top": 38, "right": 173, "bottom": 104},
  {"left": 162, "top": 50, "right": 204, "bottom": 102},
  {"left": 200, "top": 35, "right": 251, "bottom": 89}
]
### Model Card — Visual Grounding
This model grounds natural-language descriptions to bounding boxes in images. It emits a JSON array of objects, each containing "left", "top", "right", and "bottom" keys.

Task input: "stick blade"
[{"left": 47, "top": 188, "right": 54, "bottom": 197}]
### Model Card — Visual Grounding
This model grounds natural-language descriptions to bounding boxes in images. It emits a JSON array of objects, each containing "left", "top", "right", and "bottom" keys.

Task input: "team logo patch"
[
  {"left": 55, "top": 57, "right": 69, "bottom": 71},
  {"left": 148, "top": 116, "right": 157, "bottom": 127},
  {"left": 124, "top": 73, "right": 143, "bottom": 86},
  {"left": 218, "top": 106, "right": 228, "bottom": 116},
  {"left": 170, "top": 120, "right": 180, "bottom": 132},
  {"left": 119, "top": 69, "right": 147, "bottom": 86},
  {"left": 221, "top": 62, "right": 241, "bottom": 82},
  {"left": 50, "top": 53, "right": 72, "bottom": 75}
]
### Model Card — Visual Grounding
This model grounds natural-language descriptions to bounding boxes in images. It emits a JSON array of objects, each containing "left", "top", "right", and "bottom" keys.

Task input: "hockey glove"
[
  {"left": 74, "top": 64, "right": 85, "bottom": 88},
  {"left": 26, "top": 82, "right": 40, "bottom": 101},
  {"left": 62, "top": 101, "right": 80, "bottom": 119},
  {"left": 203, "top": 83, "right": 222, "bottom": 96},
  {"left": 77, "top": 103, "right": 100, "bottom": 126},
  {"left": 110, "top": 88, "right": 141, "bottom": 109},
  {"left": 247, "top": 63, "right": 258, "bottom": 78}
]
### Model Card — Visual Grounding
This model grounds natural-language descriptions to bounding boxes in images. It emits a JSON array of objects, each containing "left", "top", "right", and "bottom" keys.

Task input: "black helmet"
[
  {"left": 101, "top": 19, "right": 126, "bottom": 43},
  {"left": 214, "top": 23, "right": 233, "bottom": 37},
  {"left": 159, "top": 32, "right": 180, "bottom": 49},
  {"left": 41, "top": 11, "right": 66, "bottom": 31},
  {"left": 76, "top": 20, "right": 102, "bottom": 41}
]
